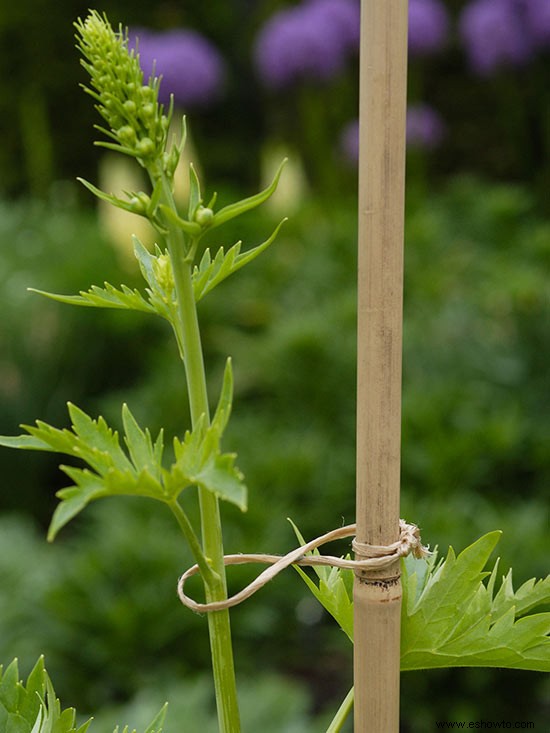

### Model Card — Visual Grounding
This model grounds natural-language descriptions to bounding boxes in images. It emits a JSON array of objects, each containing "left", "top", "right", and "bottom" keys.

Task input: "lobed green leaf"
[
  {"left": 28, "top": 238, "right": 181, "bottom": 332},
  {"left": 192, "top": 219, "right": 286, "bottom": 302},
  {"left": 27, "top": 217, "right": 285, "bottom": 333},
  {"left": 292, "top": 528, "right": 550, "bottom": 672},
  {"left": 122, "top": 404, "right": 164, "bottom": 483},
  {"left": 1, "top": 390, "right": 246, "bottom": 538},
  {"left": 170, "top": 413, "right": 247, "bottom": 512},
  {"left": 0, "top": 657, "right": 92, "bottom": 733},
  {"left": 29, "top": 284, "right": 156, "bottom": 316},
  {"left": 400, "top": 535, "right": 550, "bottom": 671}
]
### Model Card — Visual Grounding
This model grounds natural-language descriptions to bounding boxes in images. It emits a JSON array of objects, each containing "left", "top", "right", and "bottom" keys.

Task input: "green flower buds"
[
  {"left": 75, "top": 11, "right": 172, "bottom": 175},
  {"left": 128, "top": 192, "right": 152, "bottom": 215},
  {"left": 117, "top": 125, "right": 137, "bottom": 146},
  {"left": 152, "top": 253, "right": 175, "bottom": 298},
  {"left": 136, "top": 137, "right": 156, "bottom": 158},
  {"left": 194, "top": 206, "right": 214, "bottom": 228}
]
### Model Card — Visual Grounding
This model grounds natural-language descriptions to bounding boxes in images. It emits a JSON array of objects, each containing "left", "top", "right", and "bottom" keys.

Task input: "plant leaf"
[
  {"left": 132, "top": 237, "right": 180, "bottom": 329},
  {"left": 209, "top": 159, "right": 286, "bottom": 230},
  {"left": 1, "top": 396, "right": 246, "bottom": 536},
  {"left": 0, "top": 404, "right": 168, "bottom": 540},
  {"left": 188, "top": 163, "right": 202, "bottom": 220},
  {"left": 401, "top": 534, "right": 550, "bottom": 671},
  {"left": 289, "top": 519, "right": 354, "bottom": 640},
  {"left": 76, "top": 177, "right": 145, "bottom": 216},
  {"left": 212, "top": 358, "right": 234, "bottom": 435},
  {"left": 169, "top": 412, "right": 247, "bottom": 511},
  {"left": 162, "top": 359, "right": 246, "bottom": 510},
  {"left": 292, "top": 529, "right": 550, "bottom": 672},
  {"left": 122, "top": 404, "right": 163, "bottom": 482},
  {"left": 0, "top": 435, "right": 48, "bottom": 450},
  {"left": 29, "top": 283, "right": 156, "bottom": 316},
  {"left": 112, "top": 703, "right": 166, "bottom": 733},
  {"left": 143, "top": 703, "right": 168, "bottom": 733},
  {"left": 193, "top": 219, "right": 286, "bottom": 301},
  {"left": 0, "top": 657, "right": 92, "bottom": 733},
  {"left": 0, "top": 658, "right": 20, "bottom": 711},
  {"left": 28, "top": 236, "right": 186, "bottom": 329},
  {"left": 27, "top": 219, "right": 285, "bottom": 325}
]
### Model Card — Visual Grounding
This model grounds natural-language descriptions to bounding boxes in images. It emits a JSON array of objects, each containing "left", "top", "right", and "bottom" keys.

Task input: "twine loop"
[{"left": 177, "top": 520, "right": 429, "bottom": 614}]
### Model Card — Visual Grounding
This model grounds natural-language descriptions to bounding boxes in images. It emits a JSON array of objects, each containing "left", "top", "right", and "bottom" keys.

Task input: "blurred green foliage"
[
  {"left": 0, "top": 187, "right": 164, "bottom": 519},
  {"left": 0, "top": 174, "right": 548, "bottom": 727},
  {"left": 83, "top": 670, "right": 327, "bottom": 733}
]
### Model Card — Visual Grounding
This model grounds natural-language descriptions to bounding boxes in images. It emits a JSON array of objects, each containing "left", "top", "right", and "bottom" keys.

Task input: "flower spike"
[{"left": 75, "top": 10, "right": 173, "bottom": 178}]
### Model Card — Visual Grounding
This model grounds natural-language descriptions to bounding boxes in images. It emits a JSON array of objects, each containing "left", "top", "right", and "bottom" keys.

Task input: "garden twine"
[{"left": 177, "top": 519, "right": 429, "bottom": 614}]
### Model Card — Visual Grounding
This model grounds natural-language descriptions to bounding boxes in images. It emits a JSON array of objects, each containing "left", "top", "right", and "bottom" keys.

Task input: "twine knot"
[
  {"left": 352, "top": 519, "right": 427, "bottom": 565},
  {"left": 177, "top": 520, "right": 429, "bottom": 614}
]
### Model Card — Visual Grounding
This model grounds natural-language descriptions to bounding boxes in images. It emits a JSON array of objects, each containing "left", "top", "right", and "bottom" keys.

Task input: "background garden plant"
[{"left": 1, "top": 1, "right": 545, "bottom": 732}]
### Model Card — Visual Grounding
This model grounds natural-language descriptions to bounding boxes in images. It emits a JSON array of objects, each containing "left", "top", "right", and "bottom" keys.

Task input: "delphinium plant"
[
  {"left": 0, "top": 10, "right": 549, "bottom": 733},
  {"left": 1, "top": 11, "right": 285, "bottom": 732}
]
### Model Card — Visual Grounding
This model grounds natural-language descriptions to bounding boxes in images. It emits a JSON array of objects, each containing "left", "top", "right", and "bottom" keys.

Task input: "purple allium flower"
[
  {"left": 459, "top": 0, "right": 533, "bottom": 75},
  {"left": 520, "top": 0, "right": 550, "bottom": 47},
  {"left": 254, "top": 0, "right": 360, "bottom": 89},
  {"left": 406, "top": 104, "right": 445, "bottom": 149},
  {"left": 408, "top": 0, "right": 450, "bottom": 56},
  {"left": 304, "top": 0, "right": 361, "bottom": 50},
  {"left": 131, "top": 29, "right": 225, "bottom": 107}
]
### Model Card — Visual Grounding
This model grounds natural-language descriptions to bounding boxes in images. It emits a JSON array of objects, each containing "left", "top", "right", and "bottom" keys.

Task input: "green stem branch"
[
  {"left": 168, "top": 499, "right": 219, "bottom": 587},
  {"left": 326, "top": 687, "right": 354, "bottom": 733}
]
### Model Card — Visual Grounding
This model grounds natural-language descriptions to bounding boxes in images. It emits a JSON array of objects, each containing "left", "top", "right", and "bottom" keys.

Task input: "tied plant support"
[{"left": 0, "top": 8, "right": 548, "bottom": 733}]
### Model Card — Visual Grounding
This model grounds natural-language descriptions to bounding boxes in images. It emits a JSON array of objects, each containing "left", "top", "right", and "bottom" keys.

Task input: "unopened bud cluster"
[
  {"left": 152, "top": 253, "right": 176, "bottom": 303},
  {"left": 75, "top": 11, "right": 172, "bottom": 174}
]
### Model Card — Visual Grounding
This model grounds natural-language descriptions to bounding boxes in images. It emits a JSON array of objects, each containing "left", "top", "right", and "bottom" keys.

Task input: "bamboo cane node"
[
  {"left": 356, "top": 574, "right": 402, "bottom": 588},
  {"left": 177, "top": 520, "right": 428, "bottom": 614}
]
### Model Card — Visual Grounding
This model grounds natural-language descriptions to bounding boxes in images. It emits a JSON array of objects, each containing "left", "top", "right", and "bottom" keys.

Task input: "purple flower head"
[
  {"left": 131, "top": 28, "right": 225, "bottom": 108},
  {"left": 520, "top": 0, "right": 550, "bottom": 47},
  {"left": 406, "top": 104, "right": 445, "bottom": 149},
  {"left": 254, "top": 0, "right": 360, "bottom": 89},
  {"left": 304, "top": 0, "right": 361, "bottom": 50},
  {"left": 459, "top": 0, "right": 533, "bottom": 75},
  {"left": 408, "top": 0, "right": 450, "bottom": 56}
]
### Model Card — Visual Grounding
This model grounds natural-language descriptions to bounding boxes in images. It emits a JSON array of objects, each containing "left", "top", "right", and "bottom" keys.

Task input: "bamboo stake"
[{"left": 354, "top": 2, "right": 408, "bottom": 732}]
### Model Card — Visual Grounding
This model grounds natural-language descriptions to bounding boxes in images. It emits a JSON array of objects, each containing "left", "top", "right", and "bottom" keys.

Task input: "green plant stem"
[
  {"left": 159, "top": 175, "right": 241, "bottom": 733},
  {"left": 169, "top": 499, "right": 219, "bottom": 587},
  {"left": 326, "top": 687, "right": 354, "bottom": 733}
]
